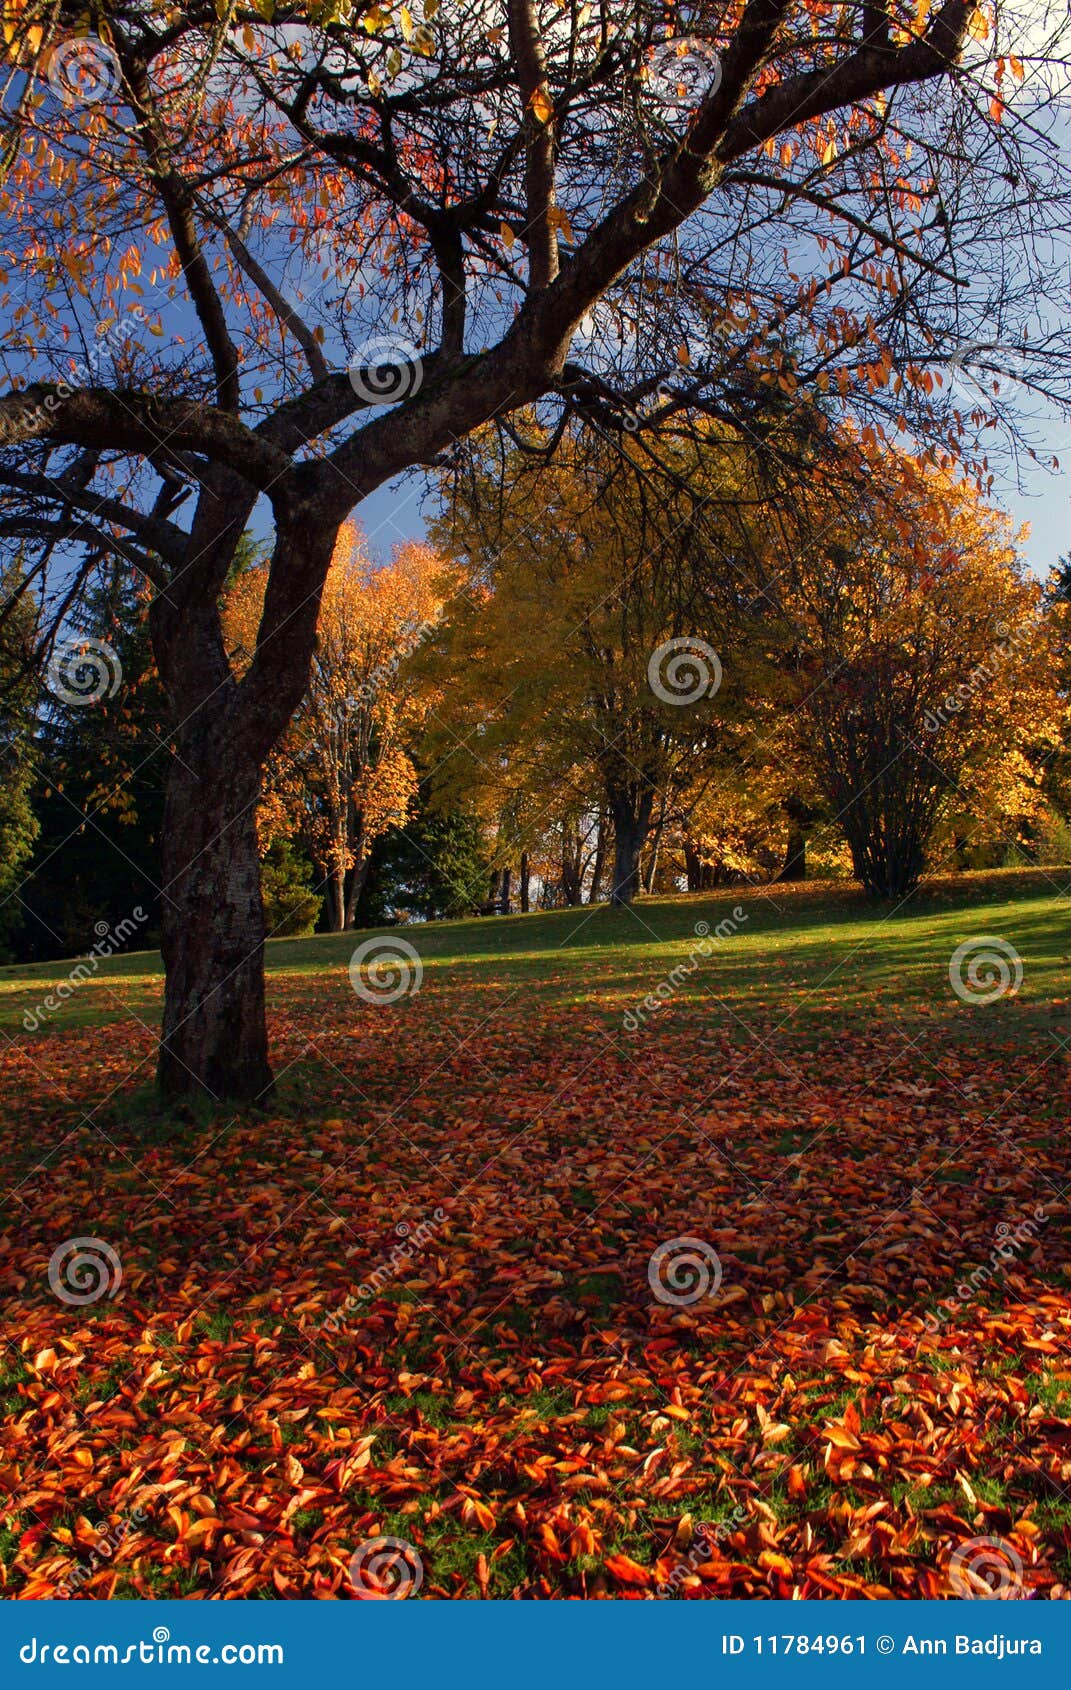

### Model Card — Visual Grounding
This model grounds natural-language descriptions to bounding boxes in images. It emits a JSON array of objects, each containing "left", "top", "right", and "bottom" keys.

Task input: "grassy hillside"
[{"left": 2, "top": 865, "right": 1068, "bottom": 1041}]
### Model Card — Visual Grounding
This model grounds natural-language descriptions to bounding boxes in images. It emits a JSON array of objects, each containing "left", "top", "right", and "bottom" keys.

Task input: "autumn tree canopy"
[{"left": 1, "top": 0, "right": 1069, "bottom": 1098}]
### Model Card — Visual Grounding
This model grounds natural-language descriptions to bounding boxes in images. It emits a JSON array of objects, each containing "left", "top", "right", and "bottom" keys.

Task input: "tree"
[
  {"left": 425, "top": 426, "right": 763, "bottom": 902},
  {"left": 2, "top": 0, "right": 1064, "bottom": 1096},
  {"left": 11, "top": 565, "right": 166, "bottom": 961},
  {"left": 781, "top": 452, "right": 1057, "bottom": 897},
  {"left": 0, "top": 557, "right": 38, "bottom": 955},
  {"left": 358, "top": 797, "right": 490, "bottom": 923},
  {"left": 225, "top": 525, "right": 445, "bottom": 931}
]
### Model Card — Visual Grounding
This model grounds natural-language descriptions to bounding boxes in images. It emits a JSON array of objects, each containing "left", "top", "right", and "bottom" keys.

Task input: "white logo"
[
  {"left": 48, "top": 1237, "right": 122, "bottom": 1305},
  {"left": 348, "top": 337, "right": 424, "bottom": 405},
  {"left": 46, "top": 37, "right": 122, "bottom": 106},
  {"left": 348, "top": 937, "right": 423, "bottom": 1004},
  {"left": 47, "top": 637, "right": 122, "bottom": 706},
  {"left": 348, "top": 1536, "right": 424, "bottom": 1599},
  {"left": 648, "top": 637, "right": 722, "bottom": 705},
  {"left": 949, "top": 936, "right": 1022, "bottom": 1006},
  {"left": 647, "top": 38, "right": 723, "bottom": 110},
  {"left": 948, "top": 1535, "right": 1025, "bottom": 1599},
  {"left": 648, "top": 1236, "right": 723, "bottom": 1305}
]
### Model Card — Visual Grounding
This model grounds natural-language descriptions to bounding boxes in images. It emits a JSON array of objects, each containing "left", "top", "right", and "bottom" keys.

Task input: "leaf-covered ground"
[{"left": 1, "top": 870, "right": 1069, "bottom": 1599}]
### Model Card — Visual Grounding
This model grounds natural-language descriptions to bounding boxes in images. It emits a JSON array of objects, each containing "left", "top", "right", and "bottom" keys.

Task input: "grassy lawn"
[{"left": 0, "top": 866, "right": 1069, "bottom": 1598}]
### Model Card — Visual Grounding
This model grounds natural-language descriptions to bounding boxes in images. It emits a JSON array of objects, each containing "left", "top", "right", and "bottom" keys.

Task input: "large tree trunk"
[
  {"left": 157, "top": 735, "right": 273, "bottom": 1101},
  {"left": 150, "top": 493, "right": 337, "bottom": 1101}
]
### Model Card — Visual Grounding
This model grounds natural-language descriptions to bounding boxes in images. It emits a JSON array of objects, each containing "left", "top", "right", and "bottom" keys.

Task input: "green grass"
[{"left": 1, "top": 864, "right": 1067, "bottom": 1039}]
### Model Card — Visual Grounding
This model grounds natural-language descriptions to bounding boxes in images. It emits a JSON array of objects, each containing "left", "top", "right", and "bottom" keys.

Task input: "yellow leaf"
[{"left": 529, "top": 86, "right": 553, "bottom": 125}]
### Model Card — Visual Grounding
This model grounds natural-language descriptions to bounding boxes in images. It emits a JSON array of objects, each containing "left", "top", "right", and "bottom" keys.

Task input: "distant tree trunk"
[
  {"left": 778, "top": 795, "right": 814, "bottom": 883},
  {"left": 329, "top": 866, "right": 347, "bottom": 932},
  {"left": 561, "top": 826, "right": 584, "bottom": 905},
  {"left": 844, "top": 820, "right": 927, "bottom": 899},
  {"left": 519, "top": 851, "right": 531, "bottom": 912},
  {"left": 499, "top": 864, "right": 512, "bottom": 914},
  {"left": 683, "top": 835, "right": 717, "bottom": 893},
  {"left": 589, "top": 811, "right": 607, "bottom": 904},
  {"left": 780, "top": 821, "right": 807, "bottom": 882},
  {"left": 643, "top": 795, "right": 666, "bottom": 893},
  {"left": 344, "top": 848, "right": 369, "bottom": 928},
  {"left": 608, "top": 787, "right": 655, "bottom": 906}
]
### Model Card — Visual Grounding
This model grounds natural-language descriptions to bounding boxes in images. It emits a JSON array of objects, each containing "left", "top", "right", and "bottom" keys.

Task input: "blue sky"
[{"left": 998, "top": 453, "right": 1070, "bottom": 579}]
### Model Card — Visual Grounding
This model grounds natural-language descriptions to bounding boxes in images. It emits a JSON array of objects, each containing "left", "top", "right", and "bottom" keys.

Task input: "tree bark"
[
  {"left": 149, "top": 497, "right": 336, "bottom": 1101},
  {"left": 780, "top": 821, "right": 807, "bottom": 882},
  {"left": 519, "top": 851, "right": 531, "bottom": 912},
  {"left": 344, "top": 847, "right": 369, "bottom": 928},
  {"left": 157, "top": 735, "right": 273, "bottom": 1101},
  {"left": 608, "top": 788, "right": 655, "bottom": 905},
  {"left": 329, "top": 866, "right": 346, "bottom": 933},
  {"left": 588, "top": 811, "right": 606, "bottom": 903}
]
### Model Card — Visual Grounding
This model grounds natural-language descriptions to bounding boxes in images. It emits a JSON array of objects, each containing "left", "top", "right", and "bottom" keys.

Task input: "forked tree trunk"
[
  {"left": 608, "top": 788, "right": 655, "bottom": 906},
  {"left": 157, "top": 724, "right": 273, "bottom": 1100},
  {"left": 150, "top": 498, "right": 337, "bottom": 1101}
]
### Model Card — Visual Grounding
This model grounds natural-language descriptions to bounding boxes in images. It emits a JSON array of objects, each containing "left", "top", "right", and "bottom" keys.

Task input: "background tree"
[
  {"left": 0, "top": 555, "right": 38, "bottom": 956},
  {"left": 425, "top": 426, "right": 762, "bottom": 902},
  {"left": 2, "top": 0, "right": 1066, "bottom": 1096},
  {"left": 779, "top": 452, "right": 1057, "bottom": 897},
  {"left": 12, "top": 566, "right": 166, "bottom": 960}
]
